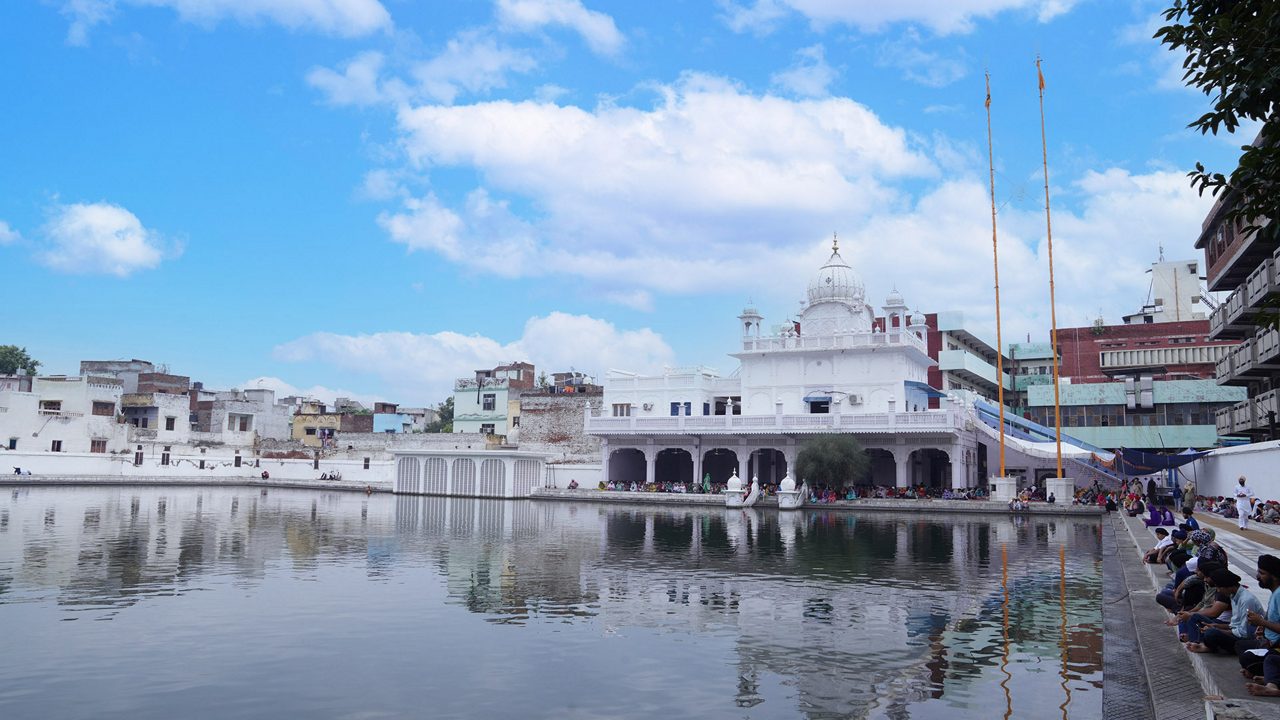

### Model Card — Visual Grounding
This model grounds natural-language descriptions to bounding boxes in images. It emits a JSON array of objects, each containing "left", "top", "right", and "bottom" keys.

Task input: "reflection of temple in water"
[
  {"left": 0, "top": 490, "right": 1102, "bottom": 717},
  {"left": 389, "top": 496, "right": 1104, "bottom": 718}
]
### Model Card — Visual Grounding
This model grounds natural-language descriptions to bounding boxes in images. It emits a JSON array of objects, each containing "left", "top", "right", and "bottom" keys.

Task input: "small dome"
[
  {"left": 807, "top": 238, "right": 864, "bottom": 306},
  {"left": 909, "top": 309, "right": 926, "bottom": 327},
  {"left": 885, "top": 288, "right": 905, "bottom": 307}
]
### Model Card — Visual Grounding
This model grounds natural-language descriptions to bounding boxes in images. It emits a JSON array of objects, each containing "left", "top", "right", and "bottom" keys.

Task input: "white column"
[
  {"left": 692, "top": 442, "right": 703, "bottom": 488},
  {"left": 895, "top": 451, "right": 910, "bottom": 489},
  {"left": 949, "top": 446, "right": 963, "bottom": 489},
  {"left": 600, "top": 438, "right": 610, "bottom": 484},
  {"left": 644, "top": 446, "right": 657, "bottom": 487}
]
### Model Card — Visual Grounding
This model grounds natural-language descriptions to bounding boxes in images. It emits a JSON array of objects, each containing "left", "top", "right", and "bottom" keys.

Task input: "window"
[
  {"left": 480, "top": 423, "right": 495, "bottom": 434},
  {"left": 612, "top": 403, "right": 631, "bottom": 417},
  {"left": 234, "top": 454, "right": 242, "bottom": 468},
  {"left": 7, "top": 437, "right": 16, "bottom": 450},
  {"left": 141, "top": 417, "right": 149, "bottom": 429},
  {"left": 671, "top": 402, "right": 680, "bottom": 416},
  {"left": 133, "top": 451, "right": 143, "bottom": 466},
  {"left": 512, "top": 416, "right": 520, "bottom": 427},
  {"left": 199, "top": 459, "right": 205, "bottom": 469},
  {"left": 165, "top": 416, "right": 176, "bottom": 431},
  {"left": 161, "top": 447, "right": 171, "bottom": 466},
  {"left": 482, "top": 394, "right": 496, "bottom": 411},
  {"left": 305, "top": 427, "right": 317, "bottom": 436},
  {"left": 90, "top": 439, "right": 106, "bottom": 453},
  {"left": 92, "top": 401, "right": 115, "bottom": 416},
  {"left": 363, "top": 457, "right": 370, "bottom": 470},
  {"left": 50, "top": 440, "right": 62, "bottom": 452}
]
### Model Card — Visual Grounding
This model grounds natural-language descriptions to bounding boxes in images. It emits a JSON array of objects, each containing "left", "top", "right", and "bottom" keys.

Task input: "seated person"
[
  {"left": 1181, "top": 508, "right": 1200, "bottom": 531},
  {"left": 1160, "top": 506, "right": 1176, "bottom": 526},
  {"left": 1185, "top": 569, "right": 1263, "bottom": 654},
  {"left": 1143, "top": 528, "right": 1172, "bottom": 564},
  {"left": 1144, "top": 505, "right": 1164, "bottom": 527},
  {"left": 1127, "top": 498, "right": 1146, "bottom": 517},
  {"left": 567, "top": 479, "right": 579, "bottom": 489},
  {"left": 1156, "top": 551, "right": 1193, "bottom": 612}
]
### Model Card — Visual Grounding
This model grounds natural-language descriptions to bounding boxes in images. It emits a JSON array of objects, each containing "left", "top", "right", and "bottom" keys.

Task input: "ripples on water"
[{"left": 0, "top": 487, "right": 1103, "bottom": 719}]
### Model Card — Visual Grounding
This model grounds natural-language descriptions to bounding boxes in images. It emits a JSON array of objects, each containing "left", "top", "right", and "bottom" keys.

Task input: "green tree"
[
  {"left": 0, "top": 345, "right": 39, "bottom": 375},
  {"left": 794, "top": 434, "right": 870, "bottom": 488},
  {"left": 425, "top": 396, "right": 454, "bottom": 433},
  {"left": 1155, "top": 2, "right": 1280, "bottom": 248}
]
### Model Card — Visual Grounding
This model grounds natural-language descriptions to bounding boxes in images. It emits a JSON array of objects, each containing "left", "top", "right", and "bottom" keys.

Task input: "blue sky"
[{"left": 0, "top": 0, "right": 1256, "bottom": 406}]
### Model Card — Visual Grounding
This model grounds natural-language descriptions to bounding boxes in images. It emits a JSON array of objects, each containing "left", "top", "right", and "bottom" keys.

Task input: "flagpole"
[
  {"left": 1038, "top": 57, "right": 1064, "bottom": 481},
  {"left": 985, "top": 72, "right": 1007, "bottom": 479}
]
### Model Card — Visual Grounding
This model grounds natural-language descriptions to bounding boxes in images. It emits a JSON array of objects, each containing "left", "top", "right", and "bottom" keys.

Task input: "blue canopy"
[{"left": 1107, "top": 447, "right": 1208, "bottom": 476}]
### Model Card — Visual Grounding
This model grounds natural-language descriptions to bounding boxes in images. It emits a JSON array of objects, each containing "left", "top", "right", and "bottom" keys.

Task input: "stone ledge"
[{"left": 0, "top": 475, "right": 392, "bottom": 493}]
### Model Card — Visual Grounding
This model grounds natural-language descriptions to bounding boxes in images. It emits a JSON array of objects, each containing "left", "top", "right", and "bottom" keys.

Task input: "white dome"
[
  {"left": 909, "top": 309, "right": 926, "bottom": 327},
  {"left": 885, "top": 288, "right": 905, "bottom": 307},
  {"left": 807, "top": 239, "right": 864, "bottom": 306}
]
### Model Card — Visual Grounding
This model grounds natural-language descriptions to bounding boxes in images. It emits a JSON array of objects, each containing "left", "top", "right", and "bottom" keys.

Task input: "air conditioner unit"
[
  {"left": 847, "top": 394, "right": 863, "bottom": 405},
  {"left": 642, "top": 403, "right": 653, "bottom": 411}
]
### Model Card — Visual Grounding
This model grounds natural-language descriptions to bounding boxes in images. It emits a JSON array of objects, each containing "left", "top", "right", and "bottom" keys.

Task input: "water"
[{"left": 0, "top": 487, "right": 1104, "bottom": 719}]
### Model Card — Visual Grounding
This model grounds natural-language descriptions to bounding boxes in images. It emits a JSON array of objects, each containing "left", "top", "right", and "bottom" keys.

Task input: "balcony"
[
  {"left": 1216, "top": 405, "right": 1234, "bottom": 435},
  {"left": 1254, "top": 389, "right": 1279, "bottom": 433},
  {"left": 1245, "top": 257, "right": 1278, "bottom": 306},
  {"left": 1257, "top": 326, "right": 1280, "bottom": 368},
  {"left": 586, "top": 409, "right": 960, "bottom": 437}
]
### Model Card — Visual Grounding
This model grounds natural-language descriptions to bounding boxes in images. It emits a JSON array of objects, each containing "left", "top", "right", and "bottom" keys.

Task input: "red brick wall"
[{"left": 1055, "top": 319, "right": 1231, "bottom": 383}]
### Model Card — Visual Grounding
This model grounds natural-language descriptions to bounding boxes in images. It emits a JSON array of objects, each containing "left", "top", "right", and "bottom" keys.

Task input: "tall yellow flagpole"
[
  {"left": 985, "top": 72, "right": 1007, "bottom": 478},
  {"left": 1038, "top": 57, "right": 1064, "bottom": 481}
]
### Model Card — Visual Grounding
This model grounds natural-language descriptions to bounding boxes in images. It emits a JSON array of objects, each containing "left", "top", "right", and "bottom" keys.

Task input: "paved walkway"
[{"left": 1115, "top": 511, "right": 1280, "bottom": 720}]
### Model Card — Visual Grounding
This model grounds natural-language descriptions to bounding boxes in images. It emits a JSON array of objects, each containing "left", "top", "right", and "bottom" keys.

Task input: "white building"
[
  {"left": 588, "top": 241, "right": 984, "bottom": 490},
  {"left": 1, "top": 375, "right": 128, "bottom": 458}
]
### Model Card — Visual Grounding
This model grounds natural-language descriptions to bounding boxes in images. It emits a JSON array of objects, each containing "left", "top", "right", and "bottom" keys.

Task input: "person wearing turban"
[{"left": 1243, "top": 555, "right": 1280, "bottom": 696}]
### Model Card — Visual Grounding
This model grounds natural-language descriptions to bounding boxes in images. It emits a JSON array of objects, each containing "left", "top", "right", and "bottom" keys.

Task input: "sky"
[{"left": 0, "top": 0, "right": 1258, "bottom": 407}]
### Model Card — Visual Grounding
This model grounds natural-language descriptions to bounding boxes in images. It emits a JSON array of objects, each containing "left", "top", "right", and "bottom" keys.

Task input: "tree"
[
  {"left": 794, "top": 434, "right": 870, "bottom": 488},
  {"left": 425, "top": 396, "right": 454, "bottom": 433},
  {"left": 1155, "top": 2, "right": 1280, "bottom": 248},
  {"left": 0, "top": 345, "right": 39, "bottom": 376}
]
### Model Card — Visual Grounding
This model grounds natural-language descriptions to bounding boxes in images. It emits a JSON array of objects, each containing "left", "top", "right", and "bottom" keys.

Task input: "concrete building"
[
  {"left": 1004, "top": 261, "right": 1241, "bottom": 451},
  {"left": 1121, "top": 259, "right": 1208, "bottom": 325},
  {"left": 78, "top": 359, "right": 155, "bottom": 394},
  {"left": 1197, "top": 162, "right": 1280, "bottom": 439},
  {"left": 373, "top": 402, "right": 412, "bottom": 433},
  {"left": 922, "top": 310, "right": 1010, "bottom": 407},
  {"left": 0, "top": 375, "right": 127, "bottom": 457},
  {"left": 453, "top": 362, "right": 535, "bottom": 436},
  {"left": 398, "top": 407, "right": 438, "bottom": 432}
]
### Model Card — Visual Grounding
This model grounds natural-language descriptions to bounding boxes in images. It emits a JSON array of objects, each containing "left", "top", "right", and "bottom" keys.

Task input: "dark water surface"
[{"left": 0, "top": 487, "right": 1103, "bottom": 719}]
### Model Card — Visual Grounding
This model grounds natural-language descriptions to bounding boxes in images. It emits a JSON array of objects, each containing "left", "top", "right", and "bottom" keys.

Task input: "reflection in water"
[{"left": 0, "top": 488, "right": 1103, "bottom": 719}]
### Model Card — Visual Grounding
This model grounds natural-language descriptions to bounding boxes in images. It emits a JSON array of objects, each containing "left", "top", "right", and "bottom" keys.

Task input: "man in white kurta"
[{"left": 1235, "top": 476, "right": 1256, "bottom": 530}]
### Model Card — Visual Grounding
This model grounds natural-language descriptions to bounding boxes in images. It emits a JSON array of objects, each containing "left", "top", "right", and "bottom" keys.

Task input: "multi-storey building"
[
  {"left": 0, "top": 375, "right": 127, "bottom": 456},
  {"left": 453, "top": 362, "right": 535, "bottom": 436},
  {"left": 1197, "top": 170, "right": 1280, "bottom": 440}
]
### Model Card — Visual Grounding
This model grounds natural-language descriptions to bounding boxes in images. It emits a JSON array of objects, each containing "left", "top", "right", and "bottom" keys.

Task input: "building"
[
  {"left": 587, "top": 240, "right": 1017, "bottom": 490},
  {"left": 0, "top": 375, "right": 127, "bottom": 456},
  {"left": 373, "top": 402, "right": 413, "bottom": 433},
  {"left": 922, "top": 310, "right": 1010, "bottom": 407},
  {"left": 193, "top": 387, "right": 294, "bottom": 443},
  {"left": 78, "top": 359, "right": 155, "bottom": 394},
  {"left": 1197, "top": 167, "right": 1280, "bottom": 440},
  {"left": 1004, "top": 259, "right": 1242, "bottom": 451},
  {"left": 1121, "top": 259, "right": 1208, "bottom": 325},
  {"left": 453, "top": 362, "right": 536, "bottom": 436}
]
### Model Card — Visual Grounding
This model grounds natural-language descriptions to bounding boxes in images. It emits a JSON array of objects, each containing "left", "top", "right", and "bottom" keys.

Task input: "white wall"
[
  {"left": 545, "top": 463, "right": 602, "bottom": 489},
  {"left": 1191, "top": 440, "right": 1280, "bottom": 500}
]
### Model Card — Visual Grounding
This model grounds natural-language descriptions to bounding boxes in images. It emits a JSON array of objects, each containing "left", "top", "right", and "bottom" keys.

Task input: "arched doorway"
[
  {"left": 909, "top": 448, "right": 951, "bottom": 490},
  {"left": 864, "top": 448, "right": 896, "bottom": 486},
  {"left": 655, "top": 448, "right": 694, "bottom": 485},
  {"left": 701, "top": 448, "right": 738, "bottom": 487},
  {"left": 750, "top": 448, "right": 787, "bottom": 488},
  {"left": 608, "top": 448, "right": 646, "bottom": 485}
]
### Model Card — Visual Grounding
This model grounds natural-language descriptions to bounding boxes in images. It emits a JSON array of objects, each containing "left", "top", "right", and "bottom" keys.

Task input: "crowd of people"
[
  {"left": 576, "top": 477, "right": 992, "bottom": 502},
  {"left": 1141, "top": 520, "right": 1280, "bottom": 697}
]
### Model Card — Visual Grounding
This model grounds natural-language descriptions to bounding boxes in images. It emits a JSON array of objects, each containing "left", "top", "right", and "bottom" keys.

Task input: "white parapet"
[{"left": 990, "top": 475, "right": 1018, "bottom": 503}]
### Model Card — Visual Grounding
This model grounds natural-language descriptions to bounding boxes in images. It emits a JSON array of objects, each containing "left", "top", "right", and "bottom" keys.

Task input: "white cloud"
[
  {"left": 876, "top": 29, "right": 968, "bottom": 87},
  {"left": 0, "top": 221, "right": 20, "bottom": 245},
  {"left": 721, "top": 0, "right": 1079, "bottom": 36},
  {"left": 412, "top": 30, "right": 538, "bottom": 104},
  {"left": 307, "top": 51, "right": 388, "bottom": 107},
  {"left": 61, "top": 0, "right": 392, "bottom": 42},
  {"left": 496, "top": 0, "right": 625, "bottom": 56},
  {"left": 770, "top": 44, "right": 838, "bottom": 97},
  {"left": 382, "top": 73, "right": 934, "bottom": 299},
  {"left": 273, "top": 312, "right": 675, "bottom": 402},
  {"left": 831, "top": 168, "right": 1213, "bottom": 346},
  {"left": 39, "top": 202, "right": 174, "bottom": 276}
]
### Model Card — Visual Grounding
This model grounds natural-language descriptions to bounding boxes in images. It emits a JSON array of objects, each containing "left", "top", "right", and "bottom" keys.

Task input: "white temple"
[{"left": 586, "top": 239, "right": 987, "bottom": 490}]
